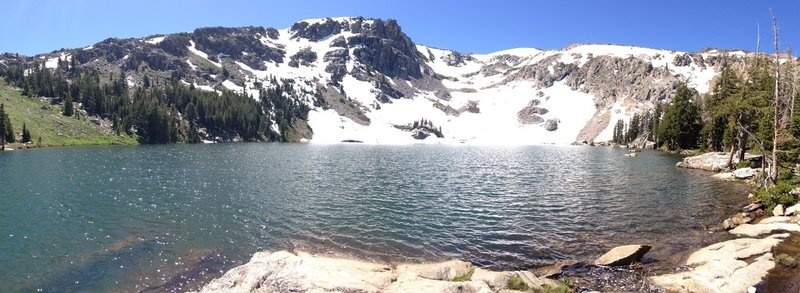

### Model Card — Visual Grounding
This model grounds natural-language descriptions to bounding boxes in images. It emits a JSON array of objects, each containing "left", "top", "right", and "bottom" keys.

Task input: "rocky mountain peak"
[{"left": 0, "top": 17, "right": 747, "bottom": 145}]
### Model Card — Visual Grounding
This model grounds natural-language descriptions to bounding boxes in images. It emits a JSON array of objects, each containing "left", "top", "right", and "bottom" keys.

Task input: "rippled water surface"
[{"left": 0, "top": 144, "right": 748, "bottom": 291}]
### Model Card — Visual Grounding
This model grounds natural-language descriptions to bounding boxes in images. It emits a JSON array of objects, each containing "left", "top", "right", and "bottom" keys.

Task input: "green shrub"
[
  {"left": 536, "top": 277, "right": 571, "bottom": 293},
  {"left": 754, "top": 181, "right": 799, "bottom": 211},
  {"left": 734, "top": 160, "right": 751, "bottom": 169},
  {"left": 775, "top": 253, "right": 797, "bottom": 268},
  {"left": 507, "top": 273, "right": 529, "bottom": 291}
]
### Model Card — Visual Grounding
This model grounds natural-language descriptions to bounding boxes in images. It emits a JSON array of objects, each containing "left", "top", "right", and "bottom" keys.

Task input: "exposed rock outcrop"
[
  {"left": 729, "top": 222, "right": 800, "bottom": 238},
  {"left": 676, "top": 152, "right": 732, "bottom": 172},
  {"left": 345, "top": 19, "right": 424, "bottom": 80},
  {"left": 543, "top": 119, "right": 559, "bottom": 131},
  {"left": 650, "top": 234, "right": 788, "bottom": 293},
  {"left": 652, "top": 215, "right": 800, "bottom": 292},
  {"left": 677, "top": 152, "right": 761, "bottom": 172},
  {"left": 672, "top": 53, "right": 693, "bottom": 67},
  {"left": 733, "top": 167, "right": 757, "bottom": 179},
  {"left": 287, "top": 49, "right": 317, "bottom": 68},
  {"left": 440, "top": 51, "right": 472, "bottom": 67},
  {"left": 786, "top": 203, "right": 800, "bottom": 216},
  {"left": 195, "top": 251, "right": 565, "bottom": 293},
  {"left": 192, "top": 26, "right": 286, "bottom": 70},
  {"left": 323, "top": 48, "right": 350, "bottom": 81},
  {"left": 196, "top": 251, "right": 393, "bottom": 293},
  {"left": 517, "top": 99, "right": 546, "bottom": 124}
]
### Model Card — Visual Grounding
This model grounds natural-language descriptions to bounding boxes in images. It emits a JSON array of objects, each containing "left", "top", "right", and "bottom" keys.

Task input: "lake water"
[{"left": 0, "top": 144, "right": 748, "bottom": 291}]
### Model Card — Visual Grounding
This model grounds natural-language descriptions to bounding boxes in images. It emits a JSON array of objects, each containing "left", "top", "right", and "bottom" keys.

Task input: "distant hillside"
[{"left": 0, "top": 82, "right": 136, "bottom": 148}]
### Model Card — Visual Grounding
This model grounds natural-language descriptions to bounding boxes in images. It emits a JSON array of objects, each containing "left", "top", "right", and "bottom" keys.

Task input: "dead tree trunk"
[
  {"left": 770, "top": 10, "right": 781, "bottom": 184},
  {"left": 792, "top": 47, "right": 798, "bottom": 122}
]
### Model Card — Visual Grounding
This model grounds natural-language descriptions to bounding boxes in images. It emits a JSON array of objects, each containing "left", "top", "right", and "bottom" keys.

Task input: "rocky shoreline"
[
  {"left": 193, "top": 152, "right": 800, "bottom": 292},
  {"left": 649, "top": 214, "right": 800, "bottom": 292},
  {"left": 192, "top": 245, "right": 661, "bottom": 293},
  {"left": 657, "top": 152, "right": 800, "bottom": 292},
  {"left": 192, "top": 250, "right": 568, "bottom": 292}
]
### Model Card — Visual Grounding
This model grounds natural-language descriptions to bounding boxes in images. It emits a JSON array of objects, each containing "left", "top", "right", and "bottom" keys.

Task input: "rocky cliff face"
[{"left": 1, "top": 17, "right": 746, "bottom": 144}]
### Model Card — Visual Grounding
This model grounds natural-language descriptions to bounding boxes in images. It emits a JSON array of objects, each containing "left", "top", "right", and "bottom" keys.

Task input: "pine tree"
[
  {"left": 0, "top": 104, "right": 5, "bottom": 150},
  {"left": 4, "top": 114, "right": 14, "bottom": 144},
  {"left": 613, "top": 119, "right": 625, "bottom": 143},
  {"left": 650, "top": 102, "right": 663, "bottom": 144},
  {"left": 0, "top": 103, "right": 13, "bottom": 144},
  {"left": 703, "top": 64, "right": 741, "bottom": 152},
  {"left": 63, "top": 94, "right": 74, "bottom": 116},
  {"left": 184, "top": 102, "right": 197, "bottom": 124},
  {"left": 21, "top": 123, "right": 31, "bottom": 143},
  {"left": 187, "top": 123, "right": 201, "bottom": 143},
  {"left": 222, "top": 67, "right": 230, "bottom": 79},
  {"left": 658, "top": 83, "right": 702, "bottom": 150},
  {"left": 626, "top": 114, "right": 640, "bottom": 143}
]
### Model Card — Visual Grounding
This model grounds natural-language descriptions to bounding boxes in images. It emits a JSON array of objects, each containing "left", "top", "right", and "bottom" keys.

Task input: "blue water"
[{"left": 0, "top": 144, "right": 748, "bottom": 291}]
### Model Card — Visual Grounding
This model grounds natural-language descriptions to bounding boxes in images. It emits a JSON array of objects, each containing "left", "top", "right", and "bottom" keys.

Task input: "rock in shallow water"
[
  {"left": 742, "top": 202, "right": 764, "bottom": 213},
  {"left": 532, "top": 260, "right": 579, "bottom": 279},
  {"left": 722, "top": 213, "right": 754, "bottom": 230},
  {"left": 595, "top": 245, "right": 651, "bottom": 266}
]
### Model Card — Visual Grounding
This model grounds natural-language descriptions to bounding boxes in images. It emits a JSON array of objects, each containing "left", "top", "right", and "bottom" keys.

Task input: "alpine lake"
[{"left": 0, "top": 143, "right": 749, "bottom": 291}]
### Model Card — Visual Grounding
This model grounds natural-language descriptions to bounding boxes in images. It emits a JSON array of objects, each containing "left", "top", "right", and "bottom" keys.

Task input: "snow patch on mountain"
[
  {"left": 44, "top": 52, "right": 71, "bottom": 69},
  {"left": 187, "top": 40, "right": 222, "bottom": 68},
  {"left": 145, "top": 36, "right": 166, "bottom": 45}
]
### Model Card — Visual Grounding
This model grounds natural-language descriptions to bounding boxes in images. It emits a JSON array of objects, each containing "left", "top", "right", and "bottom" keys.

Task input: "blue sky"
[{"left": 1, "top": 0, "right": 799, "bottom": 56}]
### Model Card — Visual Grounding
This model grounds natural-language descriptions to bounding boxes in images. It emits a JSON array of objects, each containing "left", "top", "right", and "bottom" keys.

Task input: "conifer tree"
[
  {"left": 658, "top": 83, "right": 702, "bottom": 150},
  {"left": 184, "top": 102, "right": 197, "bottom": 124},
  {"left": 650, "top": 102, "right": 663, "bottom": 144},
  {"left": 613, "top": 119, "right": 624, "bottom": 143},
  {"left": 63, "top": 94, "right": 74, "bottom": 116},
  {"left": 4, "top": 114, "right": 14, "bottom": 144},
  {"left": 626, "top": 114, "right": 640, "bottom": 143},
  {"left": 0, "top": 104, "right": 5, "bottom": 150},
  {"left": 21, "top": 123, "right": 31, "bottom": 143},
  {"left": 703, "top": 65, "right": 740, "bottom": 151}
]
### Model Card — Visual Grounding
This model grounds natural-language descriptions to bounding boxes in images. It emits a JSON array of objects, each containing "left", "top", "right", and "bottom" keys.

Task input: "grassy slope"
[{"left": 0, "top": 82, "right": 137, "bottom": 148}]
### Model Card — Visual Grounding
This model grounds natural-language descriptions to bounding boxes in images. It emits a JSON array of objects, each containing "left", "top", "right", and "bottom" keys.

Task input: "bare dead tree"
[
  {"left": 769, "top": 9, "right": 791, "bottom": 185},
  {"left": 757, "top": 22, "right": 761, "bottom": 54},
  {"left": 792, "top": 45, "right": 798, "bottom": 121}
]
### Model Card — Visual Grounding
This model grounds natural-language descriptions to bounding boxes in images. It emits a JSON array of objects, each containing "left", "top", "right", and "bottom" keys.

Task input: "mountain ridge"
[{"left": 0, "top": 16, "right": 749, "bottom": 145}]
